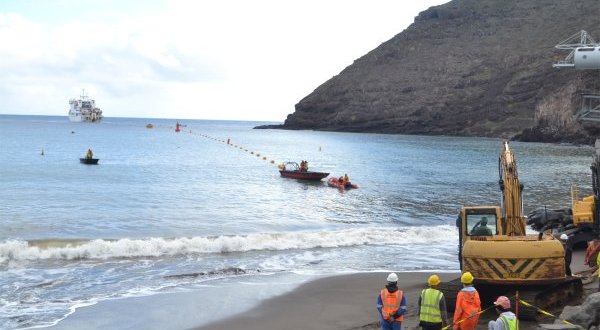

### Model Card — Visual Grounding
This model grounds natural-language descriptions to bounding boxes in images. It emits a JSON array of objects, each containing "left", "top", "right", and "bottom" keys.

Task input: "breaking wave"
[{"left": 0, "top": 225, "right": 457, "bottom": 262}]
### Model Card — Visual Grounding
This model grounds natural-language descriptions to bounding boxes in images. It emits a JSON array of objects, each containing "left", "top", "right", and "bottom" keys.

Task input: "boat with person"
[
  {"left": 278, "top": 162, "right": 329, "bottom": 181},
  {"left": 68, "top": 89, "right": 103, "bottom": 122},
  {"left": 328, "top": 177, "right": 358, "bottom": 190},
  {"left": 80, "top": 158, "right": 99, "bottom": 165},
  {"left": 80, "top": 148, "right": 99, "bottom": 165}
]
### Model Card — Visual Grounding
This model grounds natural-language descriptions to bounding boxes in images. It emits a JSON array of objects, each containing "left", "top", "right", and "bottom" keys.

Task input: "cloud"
[{"left": 0, "top": 0, "right": 449, "bottom": 120}]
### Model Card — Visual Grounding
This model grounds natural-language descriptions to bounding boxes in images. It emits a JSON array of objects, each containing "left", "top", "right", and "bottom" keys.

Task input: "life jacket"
[
  {"left": 420, "top": 288, "right": 443, "bottom": 323},
  {"left": 380, "top": 289, "right": 405, "bottom": 322},
  {"left": 453, "top": 288, "right": 481, "bottom": 330},
  {"left": 499, "top": 315, "right": 517, "bottom": 330}
]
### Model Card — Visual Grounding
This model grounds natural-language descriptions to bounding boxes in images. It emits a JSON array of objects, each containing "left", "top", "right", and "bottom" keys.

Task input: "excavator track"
[
  {"left": 477, "top": 277, "right": 583, "bottom": 321},
  {"left": 437, "top": 278, "right": 463, "bottom": 312},
  {"left": 439, "top": 277, "right": 582, "bottom": 320}
]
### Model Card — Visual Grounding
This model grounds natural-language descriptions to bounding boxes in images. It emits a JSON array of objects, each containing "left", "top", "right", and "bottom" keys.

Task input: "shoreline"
[
  {"left": 195, "top": 251, "right": 595, "bottom": 330},
  {"left": 194, "top": 271, "right": 448, "bottom": 330}
]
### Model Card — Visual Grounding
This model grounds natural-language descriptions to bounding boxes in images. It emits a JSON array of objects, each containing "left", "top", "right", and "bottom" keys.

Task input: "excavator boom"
[{"left": 498, "top": 141, "right": 526, "bottom": 236}]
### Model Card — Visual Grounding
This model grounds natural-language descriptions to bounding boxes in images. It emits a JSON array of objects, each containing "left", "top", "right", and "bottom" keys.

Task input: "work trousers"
[
  {"left": 420, "top": 321, "right": 443, "bottom": 330},
  {"left": 379, "top": 316, "right": 402, "bottom": 330}
]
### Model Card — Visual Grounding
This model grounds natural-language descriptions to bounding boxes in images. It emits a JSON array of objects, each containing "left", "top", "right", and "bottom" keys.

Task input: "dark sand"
[{"left": 195, "top": 250, "right": 596, "bottom": 330}]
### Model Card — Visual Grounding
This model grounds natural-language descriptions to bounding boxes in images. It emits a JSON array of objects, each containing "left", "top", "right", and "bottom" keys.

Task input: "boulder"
[{"left": 558, "top": 292, "right": 600, "bottom": 328}]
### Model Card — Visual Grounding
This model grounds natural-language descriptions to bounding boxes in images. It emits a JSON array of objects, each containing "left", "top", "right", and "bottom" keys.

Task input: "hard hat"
[
  {"left": 460, "top": 271, "right": 474, "bottom": 284},
  {"left": 387, "top": 272, "right": 398, "bottom": 282},
  {"left": 427, "top": 274, "right": 441, "bottom": 286},
  {"left": 560, "top": 234, "right": 568, "bottom": 241},
  {"left": 493, "top": 296, "right": 511, "bottom": 309}
]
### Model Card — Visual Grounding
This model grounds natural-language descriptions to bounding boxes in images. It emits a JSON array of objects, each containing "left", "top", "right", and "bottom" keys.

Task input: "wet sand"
[{"left": 195, "top": 250, "right": 595, "bottom": 330}]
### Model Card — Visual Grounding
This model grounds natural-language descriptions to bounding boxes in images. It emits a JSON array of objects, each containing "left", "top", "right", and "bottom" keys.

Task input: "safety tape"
[
  {"left": 517, "top": 299, "right": 582, "bottom": 328},
  {"left": 441, "top": 304, "right": 495, "bottom": 330}
]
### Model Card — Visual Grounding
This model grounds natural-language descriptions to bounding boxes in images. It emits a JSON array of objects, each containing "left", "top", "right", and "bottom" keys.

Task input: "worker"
[
  {"left": 343, "top": 174, "right": 351, "bottom": 187},
  {"left": 453, "top": 272, "right": 481, "bottom": 330},
  {"left": 418, "top": 274, "right": 448, "bottom": 330},
  {"left": 299, "top": 160, "right": 305, "bottom": 172},
  {"left": 304, "top": 160, "right": 309, "bottom": 171},
  {"left": 560, "top": 234, "right": 572, "bottom": 276},
  {"left": 487, "top": 296, "right": 517, "bottom": 330},
  {"left": 597, "top": 250, "right": 600, "bottom": 292},
  {"left": 376, "top": 272, "right": 406, "bottom": 330},
  {"left": 470, "top": 217, "right": 492, "bottom": 236},
  {"left": 86, "top": 148, "right": 93, "bottom": 159}
]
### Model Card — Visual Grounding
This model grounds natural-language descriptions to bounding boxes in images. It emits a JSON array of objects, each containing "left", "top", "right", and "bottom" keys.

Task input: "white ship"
[{"left": 68, "top": 90, "right": 103, "bottom": 122}]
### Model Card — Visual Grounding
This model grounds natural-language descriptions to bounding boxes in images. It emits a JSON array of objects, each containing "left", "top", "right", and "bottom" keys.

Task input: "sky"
[{"left": 0, "top": 0, "right": 449, "bottom": 121}]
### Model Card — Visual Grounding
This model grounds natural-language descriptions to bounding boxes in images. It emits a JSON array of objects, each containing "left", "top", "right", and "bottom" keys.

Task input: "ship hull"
[{"left": 69, "top": 114, "right": 84, "bottom": 122}]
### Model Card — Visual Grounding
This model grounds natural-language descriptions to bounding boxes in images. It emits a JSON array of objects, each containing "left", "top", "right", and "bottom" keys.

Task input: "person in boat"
[
  {"left": 299, "top": 161, "right": 305, "bottom": 172},
  {"left": 86, "top": 148, "right": 93, "bottom": 159},
  {"left": 343, "top": 174, "right": 351, "bottom": 188}
]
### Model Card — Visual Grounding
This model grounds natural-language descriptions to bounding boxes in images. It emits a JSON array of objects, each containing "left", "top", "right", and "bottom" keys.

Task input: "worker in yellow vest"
[
  {"left": 418, "top": 274, "right": 448, "bottom": 330},
  {"left": 597, "top": 251, "right": 600, "bottom": 292},
  {"left": 376, "top": 273, "right": 406, "bottom": 330},
  {"left": 487, "top": 296, "right": 517, "bottom": 330}
]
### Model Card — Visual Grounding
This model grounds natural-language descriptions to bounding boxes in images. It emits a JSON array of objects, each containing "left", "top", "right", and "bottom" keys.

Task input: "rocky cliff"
[{"left": 273, "top": 0, "right": 600, "bottom": 143}]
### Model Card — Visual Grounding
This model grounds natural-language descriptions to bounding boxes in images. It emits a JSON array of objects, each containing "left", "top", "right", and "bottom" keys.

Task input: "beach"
[{"left": 196, "top": 250, "right": 594, "bottom": 330}]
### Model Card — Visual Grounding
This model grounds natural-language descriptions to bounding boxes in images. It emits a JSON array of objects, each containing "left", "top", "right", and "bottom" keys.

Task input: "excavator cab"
[{"left": 462, "top": 207, "right": 500, "bottom": 237}]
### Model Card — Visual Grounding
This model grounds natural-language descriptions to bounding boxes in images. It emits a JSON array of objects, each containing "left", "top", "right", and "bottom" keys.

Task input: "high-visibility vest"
[
  {"left": 597, "top": 253, "right": 600, "bottom": 278},
  {"left": 420, "top": 288, "right": 443, "bottom": 323},
  {"left": 499, "top": 315, "right": 517, "bottom": 330},
  {"left": 380, "top": 289, "right": 405, "bottom": 322}
]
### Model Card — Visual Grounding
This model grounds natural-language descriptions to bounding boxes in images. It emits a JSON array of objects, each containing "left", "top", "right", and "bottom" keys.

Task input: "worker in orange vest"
[
  {"left": 376, "top": 273, "right": 406, "bottom": 330},
  {"left": 453, "top": 272, "right": 481, "bottom": 330}
]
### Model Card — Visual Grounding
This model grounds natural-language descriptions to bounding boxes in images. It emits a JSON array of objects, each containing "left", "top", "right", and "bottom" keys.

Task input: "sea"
[{"left": 0, "top": 115, "right": 594, "bottom": 329}]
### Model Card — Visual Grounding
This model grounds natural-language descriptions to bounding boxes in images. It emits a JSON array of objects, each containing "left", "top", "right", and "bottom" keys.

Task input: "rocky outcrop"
[
  {"left": 276, "top": 0, "right": 600, "bottom": 143},
  {"left": 557, "top": 292, "right": 600, "bottom": 329}
]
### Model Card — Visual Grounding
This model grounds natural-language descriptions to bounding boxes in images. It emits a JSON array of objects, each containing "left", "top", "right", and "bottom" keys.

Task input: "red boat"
[
  {"left": 279, "top": 162, "right": 329, "bottom": 181},
  {"left": 328, "top": 177, "right": 358, "bottom": 190}
]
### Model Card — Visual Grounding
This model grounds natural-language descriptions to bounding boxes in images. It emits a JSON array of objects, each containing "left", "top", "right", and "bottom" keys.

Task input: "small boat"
[
  {"left": 328, "top": 177, "right": 358, "bottom": 190},
  {"left": 80, "top": 158, "right": 99, "bottom": 165},
  {"left": 279, "top": 162, "right": 329, "bottom": 181}
]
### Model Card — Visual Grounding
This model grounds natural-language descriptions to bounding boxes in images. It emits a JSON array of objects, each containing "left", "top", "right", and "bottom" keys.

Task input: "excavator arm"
[{"left": 498, "top": 141, "right": 526, "bottom": 236}]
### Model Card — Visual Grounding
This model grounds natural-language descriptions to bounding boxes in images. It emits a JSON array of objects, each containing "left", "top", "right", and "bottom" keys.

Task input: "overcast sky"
[{"left": 0, "top": 0, "right": 448, "bottom": 121}]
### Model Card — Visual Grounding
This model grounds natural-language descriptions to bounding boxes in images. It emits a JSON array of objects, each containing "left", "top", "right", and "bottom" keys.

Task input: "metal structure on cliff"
[
  {"left": 553, "top": 30, "right": 600, "bottom": 69},
  {"left": 553, "top": 30, "right": 600, "bottom": 123}
]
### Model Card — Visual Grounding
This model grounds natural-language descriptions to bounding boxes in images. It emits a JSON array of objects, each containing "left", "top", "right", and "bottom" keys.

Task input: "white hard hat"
[
  {"left": 387, "top": 272, "right": 398, "bottom": 282},
  {"left": 560, "top": 234, "right": 568, "bottom": 240}
]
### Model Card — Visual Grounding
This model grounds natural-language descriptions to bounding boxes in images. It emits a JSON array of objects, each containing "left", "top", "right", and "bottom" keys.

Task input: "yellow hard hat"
[
  {"left": 461, "top": 271, "right": 474, "bottom": 284},
  {"left": 428, "top": 274, "right": 441, "bottom": 286}
]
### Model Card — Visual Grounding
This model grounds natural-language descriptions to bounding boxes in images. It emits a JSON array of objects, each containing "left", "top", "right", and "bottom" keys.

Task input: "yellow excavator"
[{"left": 442, "top": 141, "right": 582, "bottom": 319}]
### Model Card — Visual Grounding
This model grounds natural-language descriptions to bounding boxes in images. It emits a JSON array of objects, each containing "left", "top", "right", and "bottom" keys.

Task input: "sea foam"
[{"left": 0, "top": 225, "right": 457, "bottom": 261}]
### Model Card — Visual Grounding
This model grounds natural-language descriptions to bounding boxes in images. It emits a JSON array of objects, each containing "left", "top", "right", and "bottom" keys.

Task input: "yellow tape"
[{"left": 518, "top": 299, "right": 581, "bottom": 328}]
